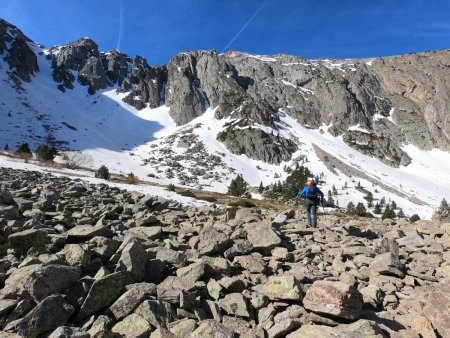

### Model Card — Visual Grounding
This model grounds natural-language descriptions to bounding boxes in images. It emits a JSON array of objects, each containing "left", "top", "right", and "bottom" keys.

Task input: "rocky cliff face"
[{"left": 1, "top": 17, "right": 449, "bottom": 167}]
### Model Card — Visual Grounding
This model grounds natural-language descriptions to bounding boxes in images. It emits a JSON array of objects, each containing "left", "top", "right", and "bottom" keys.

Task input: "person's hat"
[{"left": 307, "top": 177, "right": 314, "bottom": 182}]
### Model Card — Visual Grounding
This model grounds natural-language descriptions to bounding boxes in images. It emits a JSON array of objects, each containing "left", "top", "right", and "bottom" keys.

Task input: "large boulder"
[
  {"left": 303, "top": 280, "right": 363, "bottom": 320},
  {"left": 26, "top": 264, "right": 82, "bottom": 302},
  {"left": 190, "top": 319, "right": 234, "bottom": 338},
  {"left": 261, "top": 275, "right": 303, "bottom": 301},
  {"left": 111, "top": 313, "right": 151, "bottom": 338},
  {"left": 67, "top": 224, "right": 113, "bottom": 240},
  {"left": 197, "top": 227, "right": 232, "bottom": 255},
  {"left": 109, "top": 283, "right": 156, "bottom": 320},
  {"left": 77, "top": 271, "right": 127, "bottom": 321},
  {"left": 117, "top": 241, "right": 148, "bottom": 282},
  {"left": 424, "top": 281, "right": 450, "bottom": 338},
  {"left": 16, "top": 294, "right": 74, "bottom": 338},
  {"left": 218, "top": 293, "right": 250, "bottom": 317},
  {"left": 370, "top": 252, "right": 404, "bottom": 278},
  {"left": 245, "top": 224, "right": 281, "bottom": 253},
  {"left": 135, "top": 299, "right": 177, "bottom": 328},
  {"left": 8, "top": 229, "right": 48, "bottom": 254}
]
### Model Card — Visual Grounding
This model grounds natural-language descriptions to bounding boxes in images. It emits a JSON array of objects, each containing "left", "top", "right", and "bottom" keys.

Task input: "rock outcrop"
[
  {"left": 0, "top": 167, "right": 449, "bottom": 337},
  {"left": 1, "top": 17, "right": 450, "bottom": 166}
]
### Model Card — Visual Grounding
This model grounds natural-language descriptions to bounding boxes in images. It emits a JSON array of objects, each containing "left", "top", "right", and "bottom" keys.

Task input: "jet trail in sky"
[
  {"left": 117, "top": 0, "right": 124, "bottom": 51},
  {"left": 221, "top": 0, "right": 269, "bottom": 53}
]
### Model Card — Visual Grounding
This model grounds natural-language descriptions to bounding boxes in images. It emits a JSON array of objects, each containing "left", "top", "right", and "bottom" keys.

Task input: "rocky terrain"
[{"left": 0, "top": 167, "right": 449, "bottom": 337}]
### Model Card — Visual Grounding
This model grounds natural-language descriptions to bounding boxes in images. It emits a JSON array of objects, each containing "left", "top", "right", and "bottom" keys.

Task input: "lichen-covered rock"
[
  {"left": 245, "top": 224, "right": 281, "bottom": 254},
  {"left": 16, "top": 294, "right": 74, "bottom": 338},
  {"left": 218, "top": 293, "right": 250, "bottom": 317},
  {"left": 190, "top": 320, "right": 234, "bottom": 338},
  {"left": 261, "top": 275, "right": 303, "bottom": 301},
  {"left": 77, "top": 271, "right": 126, "bottom": 321},
  {"left": 8, "top": 229, "right": 47, "bottom": 254},
  {"left": 111, "top": 313, "right": 151, "bottom": 338}
]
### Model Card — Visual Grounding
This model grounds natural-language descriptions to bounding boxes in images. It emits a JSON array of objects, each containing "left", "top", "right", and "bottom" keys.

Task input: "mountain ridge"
[{"left": 1, "top": 17, "right": 449, "bottom": 219}]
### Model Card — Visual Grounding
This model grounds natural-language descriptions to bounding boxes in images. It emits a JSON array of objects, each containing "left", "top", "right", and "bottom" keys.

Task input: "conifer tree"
[
  {"left": 355, "top": 202, "right": 367, "bottom": 217},
  {"left": 409, "top": 214, "right": 420, "bottom": 223},
  {"left": 258, "top": 182, "right": 264, "bottom": 194},
  {"left": 347, "top": 202, "right": 356, "bottom": 214},
  {"left": 227, "top": 174, "right": 248, "bottom": 197},
  {"left": 374, "top": 203, "right": 381, "bottom": 214},
  {"left": 432, "top": 198, "right": 450, "bottom": 221}
]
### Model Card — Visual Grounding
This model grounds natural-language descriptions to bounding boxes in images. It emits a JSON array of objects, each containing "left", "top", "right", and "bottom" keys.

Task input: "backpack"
[{"left": 306, "top": 186, "right": 321, "bottom": 201}]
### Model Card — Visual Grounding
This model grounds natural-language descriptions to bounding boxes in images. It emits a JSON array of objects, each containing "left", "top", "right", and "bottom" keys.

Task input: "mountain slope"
[{"left": 0, "top": 18, "right": 449, "bottom": 219}]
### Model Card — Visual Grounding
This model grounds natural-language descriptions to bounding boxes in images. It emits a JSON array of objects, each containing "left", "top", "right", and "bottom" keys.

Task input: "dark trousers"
[{"left": 306, "top": 198, "right": 318, "bottom": 227}]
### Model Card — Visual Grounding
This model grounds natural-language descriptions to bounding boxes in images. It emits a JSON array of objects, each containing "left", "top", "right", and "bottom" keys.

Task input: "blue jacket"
[{"left": 299, "top": 185, "right": 324, "bottom": 201}]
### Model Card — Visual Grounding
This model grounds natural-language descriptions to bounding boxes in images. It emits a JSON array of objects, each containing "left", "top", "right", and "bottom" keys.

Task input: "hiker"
[{"left": 298, "top": 178, "right": 324, "bottom": 228}]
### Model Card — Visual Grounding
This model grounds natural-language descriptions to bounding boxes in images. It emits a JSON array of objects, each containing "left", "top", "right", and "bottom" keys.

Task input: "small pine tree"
[
  {"left": 332, "top": 185, "right": 337, "bottom": 195},
  {"left": 409, "top": 214, "right": 420, "bottom": 223},
  {"left": 16, "top": 142, "right": 31, "bottom": 155},
  {"left": 347, "top": 202, "right": 356, "bottom": 215},
  {"left": 365, "top": 192, "right": 373, "bottom": 204},
  {"left": 382, "top": 205, "right": 395, "bottom": 219},
  {"left": 380, "top": 197, "right": 386, "bottom": 207},
  {"left": 326, "top": 191, "right": 334, "bottom": 207},
  {"left": 168, "top": 184, "right": 176, "bottom": 192},
  {"left": 374, "top": 203, "right": 381, "bottom": 214},
  {"left": 391, "top": 200, "right": 397, "bottom": 210},
  {"left": 227, "top": 174, "right": 248, "bottom": 197},
  {"left": 36, "top": 144, "right": 57, "bottom": 162},
  {"left": 355, "top": 202, "right": 367, "bottom": 217},
  {"left": 95, "top": 165, "right": 110, "bottom": 180},
  {"left": 258, "top": 182, "right": 264, "bottom": 194},
  {"left": 432, "top": 198, "right": 450, "bottom": 221},
  {"left": 397, "top": 209, "right": 405, "bottom": 218}
]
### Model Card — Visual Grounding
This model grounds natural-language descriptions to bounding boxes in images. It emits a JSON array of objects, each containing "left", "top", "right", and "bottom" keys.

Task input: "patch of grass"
[
  {"left": 196, "top": 196, "right": 217, "bottom": 203},
  {"left": 178, "top": 190, "right": 196, "bottom": 198},
  {"left": 228, "top": 199, "right": 256, "bottom": 208}
]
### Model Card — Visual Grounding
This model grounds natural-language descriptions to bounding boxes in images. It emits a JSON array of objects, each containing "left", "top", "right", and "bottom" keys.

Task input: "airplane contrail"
[
  {"left": 221, "top": 0, "right": 269, "bottom": 53},
  {"left": 117, "top": 0, "right": 124, "bottom": 51}
]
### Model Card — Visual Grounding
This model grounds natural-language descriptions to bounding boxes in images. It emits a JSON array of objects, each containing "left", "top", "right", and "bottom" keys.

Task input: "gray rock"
[
  {"left": 197, "top": 227, "right": 232, "bottom": 255},
  {"left": 370, "top": 252, "right": 404, "bottom": 278},
  {"left": 245, "top": 224, "right": 281, "bottom": 253},
  {"left": 261, "top": 275, "right": 303, "bottom": 301},
  {"left": 16, "top": 294, "right": 74, "bottom": 338},
  {"left": 396, "top": 234, "right": 424, "bottom": 247},
  {"left": 9, "top": 229, "right": 47, "bottom": 254},
  {"left": 48, "top": 326, "right": 90, "bottom": 338},
  {"left": 168, "top": 318, "right": 197, "bottom": 337},
  {"left": 218, "top": 293, "right": 250, "bottom": 317},
  {"left": 272, "top": 213, "right": 288, "bottom": 226},
  {"left": 109, "top": 282, "right": 156, "bottom": 320},
  {"left": 190, "top": 319, "right": 234, "bottom": 338},
  {"left": 111, "top": 313, "right": 151, "bottom": 338},
  {"left": 156, "top": 248, "right": 187, "bottom": 268},
  {"left": 67, "top": 224, "right": 113, "bottom": 239},
  {"left": 26, "top": 264, "right": 82, "bottom": 302},
  {"left": 77, "top": 271, "right": 126, "bottom": 321},
  {"left": 117, "top": 241, "right": 148, "bottom": 281},
  {"left": 135, "top": 299, "right": 177, "bottom": 328}
]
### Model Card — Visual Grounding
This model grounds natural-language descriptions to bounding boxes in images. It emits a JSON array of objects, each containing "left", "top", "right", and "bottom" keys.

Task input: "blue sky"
[{"left": 1, "top": 0, "right": 449, "bottom": 65}]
